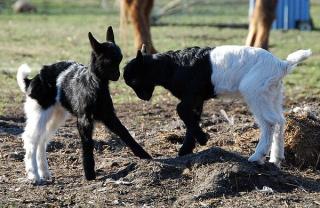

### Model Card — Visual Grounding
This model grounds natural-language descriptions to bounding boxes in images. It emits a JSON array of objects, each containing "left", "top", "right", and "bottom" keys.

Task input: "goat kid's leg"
[
  {"left": 248, "top": 118, "right": 275, "bottom": 164},
  {"left": 178, "top": 130, "right": 196, "bottom": 156},
  {"left": 269, "top": 95, "right": 285, "bottom": 166},
  {"left": 23, "top": 106, "right": 52, "bottom": 183},
  {"left": 193, "top": 105, "right": 209, "bottom": 145},
  {"left": 36, "top": 135, "right": 50, "bottom": 181},
  {"left": 241, "top": 92, "right": 276, "bottom": 164},
  {"left": 77, "top": 115, "right": 95, "bottom": 180},
  {"left": 23, "top": 129, "right": 41, "bottom": 183},
  {"left": 240, "top": 80, "right": 283, "bottom": 164},
  {"left": 100, "top": 112, "right": 152, "bottom": 159},
  {"left": 269, "top": 88, "right": 285, "bottom": 168},
  {"left": 180, "top": 104, "right": 208, "bottom": 146},
  {"left": 177, "top": 100, "right": 207, "bottom": 156},
  {"left": 37, "top": 105, "right": 68, "bottom": 181},
  {"left": 269, "top": 122, "right": 285, "bottom": 167}
]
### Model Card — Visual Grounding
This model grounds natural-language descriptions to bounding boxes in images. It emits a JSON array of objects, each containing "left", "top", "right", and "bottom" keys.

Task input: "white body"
[{"left": 209, "top": 46, "right": 311, "bottom": 166}]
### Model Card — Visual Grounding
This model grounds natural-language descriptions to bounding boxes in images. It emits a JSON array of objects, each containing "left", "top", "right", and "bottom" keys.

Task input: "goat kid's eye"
[{"left": 131, "top": 79, "right": 138, "bottom": 86}]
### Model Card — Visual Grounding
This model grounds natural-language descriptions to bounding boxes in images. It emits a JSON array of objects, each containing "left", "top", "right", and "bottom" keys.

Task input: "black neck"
[
  {"left": 147, "top": 54, "right": 176, "bottom": 89},
  {"left": 89, "top": 52, "right": 106, "bottom": 81},
  {"left": 144, "top": 49, "right": 215, "bottom": 100},
  {"left": 88, "top": 52, "right": 109, "bottom": 88}
]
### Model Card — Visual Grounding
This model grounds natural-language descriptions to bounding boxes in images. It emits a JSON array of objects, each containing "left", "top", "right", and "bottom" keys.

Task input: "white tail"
[
  {"left": 17, "top": 63, "right": 31, "bottom": 93},
  {"left": 286, "top": 49, "right": 312, "bottom": 73}
]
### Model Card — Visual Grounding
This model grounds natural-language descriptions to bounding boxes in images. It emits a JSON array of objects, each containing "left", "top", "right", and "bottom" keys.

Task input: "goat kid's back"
[{"left": 209, "top": 46, "right": 312, "bottom": 96}]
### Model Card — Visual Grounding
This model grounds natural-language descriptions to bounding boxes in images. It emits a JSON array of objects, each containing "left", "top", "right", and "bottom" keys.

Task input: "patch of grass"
[
  {"left": 0, "top": 0, "right": 319, "bottom": 115},
  {"left": 0, "top": 71, "right": 23, "bottom": 115}
]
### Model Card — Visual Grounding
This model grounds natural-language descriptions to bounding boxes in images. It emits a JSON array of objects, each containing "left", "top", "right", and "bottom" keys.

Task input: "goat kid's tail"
[
  {"left": 285, "top": 49, "right": 312, "bottom": 74},
  {"left": 17, "top": 64, "right": 31, "bottom": 93}
]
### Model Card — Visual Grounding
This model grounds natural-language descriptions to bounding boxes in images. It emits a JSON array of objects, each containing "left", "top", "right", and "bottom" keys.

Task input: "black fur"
[
  {"left": 24, "top": 27, "right": 152, "bottom": 181},
  {"left": 26, "top": 61, "right": 75, "bottom": 108},
  {"left": 124, "top": 46, "right": 216, "bottom": 156}
]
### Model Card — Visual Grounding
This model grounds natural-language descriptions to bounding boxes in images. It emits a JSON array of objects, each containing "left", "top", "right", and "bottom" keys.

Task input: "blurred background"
[{"left": 0, "top": 0, "right": 319, "bottom": 111}]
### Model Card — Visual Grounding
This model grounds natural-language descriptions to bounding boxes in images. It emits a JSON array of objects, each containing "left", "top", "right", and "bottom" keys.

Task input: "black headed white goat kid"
[
  {"left": 123, "top": 45, "right": 311, "bottom": 167},
  {"left": 17, "top": 27, "right": 151, "bottom": 184}
]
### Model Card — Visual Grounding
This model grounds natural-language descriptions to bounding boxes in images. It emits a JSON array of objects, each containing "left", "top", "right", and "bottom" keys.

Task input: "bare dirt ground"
[{"left": 1, "top": 95, "right": 320, "bottom": 207}]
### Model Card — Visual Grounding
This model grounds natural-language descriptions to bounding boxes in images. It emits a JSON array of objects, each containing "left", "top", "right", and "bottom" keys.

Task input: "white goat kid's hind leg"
[
  {"left": 240, "top": 86, "right": 276, "bottom": 164},
  {"left": 268, "top": 88, "right": 285, "bottom": 167},
  {"left": 23, "top": 129, "right": 40, "bottom": 183},
  {"left": 269, "top": 97, "right": 285, "bottom": 166},
  {"left": 250, "top": 98, "right": 283, "bottom": 164},
  {"left": 269, "top": 121, "right": 285, "bottom": 167},
  {"left": 36, "top": 104, "right": 68, "bottom": 181},
  {"left": 36, "top": 135, "right": 51, "bottom": 181},
  {"left": 22, "top": 98, "right": 45, "bottom": 183},
  {"left": 248, "top": 117, "right": 275, "bottom": 164}
]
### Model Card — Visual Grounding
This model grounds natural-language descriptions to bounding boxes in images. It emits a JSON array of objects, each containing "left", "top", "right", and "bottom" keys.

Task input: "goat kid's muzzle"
[
  {"left": 109, "top": 70, "right": 120, "bottom": 81},
  {"left": 136, "top": 90, "right": 152, "bottom": 101}
]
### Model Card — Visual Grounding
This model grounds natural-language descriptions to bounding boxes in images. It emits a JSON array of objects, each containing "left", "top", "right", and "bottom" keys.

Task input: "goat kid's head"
[
  {"left": 123, "top": 48, "right": 155, "bottom": 101},
  {"left": 88, "top": 26, "right": 122, "bottom": 81}
]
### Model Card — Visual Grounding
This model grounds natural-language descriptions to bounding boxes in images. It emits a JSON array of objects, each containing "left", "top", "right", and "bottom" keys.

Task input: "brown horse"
[
  {"left": 120, "top": 0, "right": 157, "bottom": 54},
  {"left": 120, "top": 0, "right": 276, "bottom": 53},
  {"left": 246, "top": 0, "right": 278, "bottom": 50}
]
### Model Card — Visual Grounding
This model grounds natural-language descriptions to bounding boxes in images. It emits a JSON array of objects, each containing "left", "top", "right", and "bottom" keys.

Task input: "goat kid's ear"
[
  {"left": 106, "top": 26, "right": 115, "bottom": 43},
  {"left": 141, "top": 44, "right": 147, "bottom": 55},
  {"left": 136, "top": 50, "right": 143, "bottom": 62},
  {"left": 88, "top": 32, "right": 101, "bottom": 53}
]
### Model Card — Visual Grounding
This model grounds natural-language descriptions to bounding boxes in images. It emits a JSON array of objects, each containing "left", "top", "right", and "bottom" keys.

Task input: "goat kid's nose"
[{"left": 110, "top": 70, "right": 120, "bottom": 81}]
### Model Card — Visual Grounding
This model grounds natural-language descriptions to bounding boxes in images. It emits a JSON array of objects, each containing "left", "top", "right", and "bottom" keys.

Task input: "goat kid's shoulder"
[
  {"left": 158, "top": 47, "right": 215, "bottom": 99},
  {"left": 39, "top": 61, "right": 76, "bottom": 87}
]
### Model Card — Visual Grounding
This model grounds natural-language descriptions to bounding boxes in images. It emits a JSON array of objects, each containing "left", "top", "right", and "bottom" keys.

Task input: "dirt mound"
[
  {"left": 234, "top": 112, "right": 320, "bottom": 170},
  {"left": 285, "top": 114, "right": 320, "bottom": 170},
  {"left": 107, "top": 148, "right": 300, "bottom": 206}
]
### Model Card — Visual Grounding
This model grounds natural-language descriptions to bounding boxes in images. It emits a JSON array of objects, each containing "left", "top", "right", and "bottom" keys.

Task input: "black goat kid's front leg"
[
  {"left": 178, "top": 130, "right": 196, "bottom": 156},
  {"left": 193, "top": 104, "right": 208, "bottom": 145},
  {"left": 101, "top": 112, "right": 152, "bottom": 159},
  {"left": 77, "top": 115, "right": 96, "bottom": 180},
  {"left": 177, "top": 100, "right": 207, "bottom": 156}
]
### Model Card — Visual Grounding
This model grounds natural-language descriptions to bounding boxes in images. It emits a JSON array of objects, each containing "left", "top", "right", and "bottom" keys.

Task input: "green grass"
[{"left": 0, "top": 0, "right": 319, "bottom": 115}]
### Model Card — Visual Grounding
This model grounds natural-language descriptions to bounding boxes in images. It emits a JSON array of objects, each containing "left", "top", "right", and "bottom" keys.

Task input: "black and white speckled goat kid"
[{"left": 17, "top": 27, "right": 151, "bottom": 184}]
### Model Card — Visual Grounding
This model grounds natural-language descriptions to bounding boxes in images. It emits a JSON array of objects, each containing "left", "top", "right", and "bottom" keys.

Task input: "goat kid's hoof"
[
  {"left": 39, "top": 177, "right": 52, "bottom": 184},
  {"left": 138, "top": 152, "right": 152, "bottom": 159},
  {"left": 248, "top": 153, "right": 266, "bottom": 165},
  {"left": 196, "top": 131, "right": 209, "bottom": 146},
  {"left": 178, "top": 147, "right": 193, "bottom": 156},
  {"left": 84, "top": 172, "right": 96, "bottom": 181},
  {"left": 269, "top": 157, "right": 284, "bottom": 168},
  {"left": 26, "top": 172, "right": 41, "bottom": 185},
  {"left": 39, "top": 171, "right": 52, "bottom": 181}
]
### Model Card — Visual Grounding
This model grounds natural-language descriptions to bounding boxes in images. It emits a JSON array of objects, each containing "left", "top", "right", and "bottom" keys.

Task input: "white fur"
[
  {"left": 17, "top": 64, "right": 31, "bottom": 93},
  {"left": 286, "top": 49, "right": 312, "bottom": 72},
  {"left": 210, "top": 46, "right": 311, "bottom": 166},
  {"left": 20, "top": 66, "right": 70, "bottom": 183},
  {"left": 56, "top": 67, "right": 73, "bottom": 101},
  {"left": 22, "top": 97, "right": 69, "bottom": 183}
]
